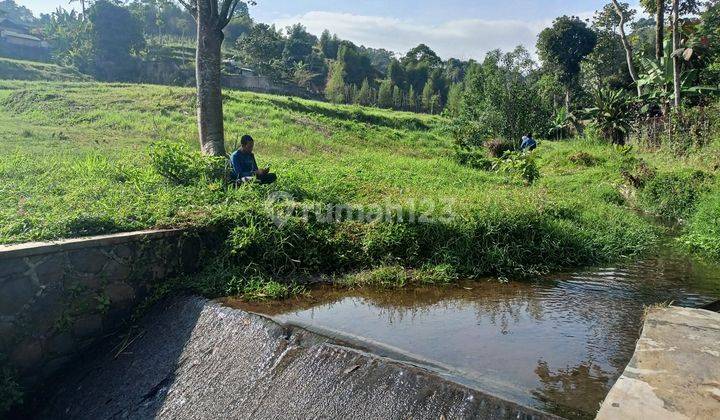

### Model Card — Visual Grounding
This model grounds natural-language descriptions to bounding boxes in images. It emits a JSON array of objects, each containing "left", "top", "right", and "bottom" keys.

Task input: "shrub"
[
  {"left": 342, "top": 266, "right": 409, "bottom": 288},
  {"left": 149, "top": 140, "right": 227, "bottom": 185},
  {"left": 682, "top": 188, "right": 720, "bottom": 260},
  {"left": 493, "top": 150, "right": 541, "bottom": 185},
  {"left": 455, "top": 148, "right": 493, "bottom": 170},
  {"left": 1, "top": 355, "right": 22, "bottom": 416},
  {"left": 568, "top": 151, "right": 598, "bottom": 166},
  {"left": 638, "top": 170, "right": 713, "bottom": 220},
  {"left": 485, "top": 138, "right": 515, "bottom": 158}
]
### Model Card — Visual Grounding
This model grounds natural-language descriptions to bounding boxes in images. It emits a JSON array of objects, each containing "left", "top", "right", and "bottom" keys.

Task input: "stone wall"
[{"left": 0, "top": 229, "right": 203, "bottom": 385}]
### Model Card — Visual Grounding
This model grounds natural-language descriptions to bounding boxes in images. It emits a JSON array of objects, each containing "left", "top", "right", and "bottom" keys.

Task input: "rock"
[
  {"left": 105, "top": 282, "right": 135, "bottom": 305},
  {"left": 72, "top": 315, "right": 103, "bottom": 338},
  {"left": 10, "top": 339, "right": 43, "bottom": 370},
  {"left": 69, "top": 249, "right": 107, "bottom": 275},
  {"left": 0, "top": 276, "right": 35, "bottom": 316}
]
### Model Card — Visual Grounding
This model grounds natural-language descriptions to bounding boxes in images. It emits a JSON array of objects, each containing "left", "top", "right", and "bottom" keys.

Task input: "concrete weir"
[
  {"left": 597, "top": 306, "right": 720, "bottom": 419},
  {"left": 34, "top": 296, "right": 559, "bottom": 419}
]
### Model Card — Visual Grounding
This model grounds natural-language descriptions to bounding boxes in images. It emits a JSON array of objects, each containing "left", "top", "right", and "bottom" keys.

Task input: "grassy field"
[
  {"left": 0, "top": 58, "right": 91, "bottom": 82},
  {"left": 0, "top": 80, "right": 718, "bottom": 296}
]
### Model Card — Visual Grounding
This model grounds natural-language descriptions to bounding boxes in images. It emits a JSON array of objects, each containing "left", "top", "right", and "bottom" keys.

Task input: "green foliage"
[
  {"left": 493, "top": 150, "right": 541, "bottom": 185},
  {"left": 0, "top": 82, "right": 662, "bottom": 284},
  {"left": 582, "top": 88, "right": 635, "bottom": 144},
  {"left": 356, "top": 78, "right": 374, "bottom": 106},
  {"left": 0, "top": 354, "right": 22, "bottom": 416},
  {"left": 377, "top": 79, "right": 393, "bottom": 109},
  {"left": 452, "top": 47, "right": 551, "bottom": 152},
  {"left": 537, "top": 16, "right": 597, "bottom": 88},
  {"left": 638, "top": 170, "right": 713, "bottom": 220},
  {"left": 87, "top": 0, "right": 145, "bottom": 81},
  {"left": 683, "top": 186, "right": 720, "bottom": 260},
  {"left": 548, "top": 107, "right": 577, "bottom": 140},
  {"left": 324, "top": 60, "right": 347, "bottom": 104},
  {"left": 149, "top": 140, "right": 226, "bottom": 185}
]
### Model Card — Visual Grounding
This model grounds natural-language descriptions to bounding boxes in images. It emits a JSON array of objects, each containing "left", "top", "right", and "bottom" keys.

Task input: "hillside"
[
  {"left": 0, "top": 58, "right": 92, "bottom": 82},
  {"left": 0, "top": 81, "right": 718, "bottom": 292}
]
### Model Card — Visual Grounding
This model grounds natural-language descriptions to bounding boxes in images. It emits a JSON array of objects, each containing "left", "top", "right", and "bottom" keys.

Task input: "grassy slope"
[
  {"left": 0, "top": 58, "right": 91, "bottom": 82},
  {"left": 0, "top": 81, "right": 716, "bottom": 286}
]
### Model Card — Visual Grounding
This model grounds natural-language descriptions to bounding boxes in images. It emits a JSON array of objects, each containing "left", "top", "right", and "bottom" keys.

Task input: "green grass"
[
  {"left": 0, "top": 58, "right": 91, "bottom": 82},
  {"left": 1, "top": 80, "right": 718, "bottom": 296}
]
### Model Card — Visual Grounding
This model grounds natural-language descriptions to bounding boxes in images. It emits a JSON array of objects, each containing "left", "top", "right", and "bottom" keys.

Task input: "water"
[{"left": 224, "top": 247, "right": 720, "bottom": 419}]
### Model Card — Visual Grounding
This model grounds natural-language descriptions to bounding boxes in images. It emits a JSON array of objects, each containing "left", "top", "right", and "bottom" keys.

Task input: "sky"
[{"left": 15, "top": 0, "right": 644, "bottom": 59}]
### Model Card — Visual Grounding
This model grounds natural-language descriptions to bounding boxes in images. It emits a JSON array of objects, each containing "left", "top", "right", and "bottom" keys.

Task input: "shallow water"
[{"left": 225, "top": 247, "right": 720, "bottom": 419}]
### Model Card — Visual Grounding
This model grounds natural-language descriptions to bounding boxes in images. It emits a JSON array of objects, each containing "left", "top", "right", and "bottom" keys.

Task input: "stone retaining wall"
[{"left": 0, "top": 229, "right": 202, "bottom": 385}]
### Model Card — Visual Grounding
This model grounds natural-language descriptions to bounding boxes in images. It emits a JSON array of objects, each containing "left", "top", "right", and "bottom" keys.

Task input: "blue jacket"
[
  {"left": 520, "top": 136, "right": 537, "bottom": 151},
  {"left": 230, "top": 150, "right": 258, "bottom": 179}
]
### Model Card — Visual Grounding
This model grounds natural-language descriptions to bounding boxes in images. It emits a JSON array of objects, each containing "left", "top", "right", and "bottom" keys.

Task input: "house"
[{"left": 0, "top": 17, "right": 49, "bottom": 59}]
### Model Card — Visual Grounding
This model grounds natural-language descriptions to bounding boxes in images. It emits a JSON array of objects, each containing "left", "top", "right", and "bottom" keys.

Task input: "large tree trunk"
[
  {"left": 655, "top": 1, "right": 665, "bottom": 60},
  {"left": 612, "top": 0, "right": 641, "bottom": 97},
  {"left": 195, "top": 2, "right": 226, "bottom": 156},
  {"left": 672, "top": 0, "right": 681, "bottom": 108}
]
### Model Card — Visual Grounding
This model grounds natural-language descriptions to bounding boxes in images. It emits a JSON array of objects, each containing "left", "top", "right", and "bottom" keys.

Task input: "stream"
[{"left": 225, "top": 245, "right": 720, "bottom": 419}]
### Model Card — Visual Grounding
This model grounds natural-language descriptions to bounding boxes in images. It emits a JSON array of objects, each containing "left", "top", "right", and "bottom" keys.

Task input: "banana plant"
[
  {"left": 582, "top": 88, "right": 635, "bottom": 145},
  {"left": 637, "top": 39, "right": 718, "bottom": 109},
  {"left": 547, "top": 107, "right": 578, "bottom": 140}
]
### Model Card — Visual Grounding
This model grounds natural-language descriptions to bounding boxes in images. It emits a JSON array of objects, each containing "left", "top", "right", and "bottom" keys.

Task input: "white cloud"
[{"left": 272, "top": 11, "right": 551, "bottom": 60}]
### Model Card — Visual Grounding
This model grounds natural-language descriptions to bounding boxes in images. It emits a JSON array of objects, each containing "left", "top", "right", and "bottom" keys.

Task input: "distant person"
[
  {"left": 520, "top": 132, "right": 537, "bottom": 151},
  {"left": 230, "top": 135, "right": 276, "bottom": 184}
]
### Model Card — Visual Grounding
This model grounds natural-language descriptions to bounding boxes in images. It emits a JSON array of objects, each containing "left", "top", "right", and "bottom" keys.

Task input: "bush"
[
  {"left": 455, "top": 148, "right": 493, "bottom": 170},
  {"left": 568, "top": 151, "right": 598, "bottom": 166},
  {"left": 485, "top": 138, "right": 515, "bottom": 158},
  {"left": 1, "top": 355, "right": 22, "bottom": 416},
  {"left": 682, "top": 188, "right": 720, "bottom": 260},
  {"left": 493, "top": 150, "right": 541, "bottom": 185},
  {"left": 149, "top": 140, "right": 227, "bottom": 185},
  {"left": 638, "top": 170, "right": 713, "bottom": 220}
]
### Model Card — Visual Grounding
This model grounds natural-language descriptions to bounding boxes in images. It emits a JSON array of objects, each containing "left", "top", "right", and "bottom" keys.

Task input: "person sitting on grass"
[
  {"left": 230, "top": 135, "right": 277, "bottom": 185},
  {"left": 520, "top": 132, "right": 537, "bottom": 151}
]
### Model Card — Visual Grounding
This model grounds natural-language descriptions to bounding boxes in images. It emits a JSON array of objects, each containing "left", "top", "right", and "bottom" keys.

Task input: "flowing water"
[{"left": 225, "top": 246, "right": 720, "bottom": 419}]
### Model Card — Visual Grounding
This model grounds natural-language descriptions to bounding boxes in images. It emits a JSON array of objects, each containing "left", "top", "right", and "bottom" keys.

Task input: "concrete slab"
[
  {"left": 30, "top": 296, "right": 560, "bottom": 420},
  {"left": 597, "top": 306, "right": 720, "bottom": 420}
]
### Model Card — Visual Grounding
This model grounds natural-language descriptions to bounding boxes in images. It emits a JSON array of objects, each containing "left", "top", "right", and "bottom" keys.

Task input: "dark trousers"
[{"left": 257, "top": 173, "right": 277, "bottom": 184}]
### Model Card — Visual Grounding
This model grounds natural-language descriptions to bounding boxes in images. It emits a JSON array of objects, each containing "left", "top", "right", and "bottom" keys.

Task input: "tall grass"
[{"left": 4, "top": 81, "right": 709, "bottom": 290}]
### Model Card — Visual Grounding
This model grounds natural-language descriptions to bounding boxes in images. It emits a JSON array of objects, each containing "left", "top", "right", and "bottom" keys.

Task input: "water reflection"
[{"left": 223, "top": 247, "right": 720, "bottom": 419}]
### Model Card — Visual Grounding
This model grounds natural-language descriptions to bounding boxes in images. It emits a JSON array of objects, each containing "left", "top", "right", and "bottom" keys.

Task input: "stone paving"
[{"left": 597, "top": 306, "right": 720, "bottom": 419}]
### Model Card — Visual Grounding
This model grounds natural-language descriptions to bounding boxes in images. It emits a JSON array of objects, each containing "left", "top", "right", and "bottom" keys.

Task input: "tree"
[
  {"left": 178, "top": 0, "right": 249, "bottom": 156},
  {"left": 282, "top": 23, "right": 316, "bottom": 67},
  {"left": 453, "top": 47, "right": 551, "bottom": 150},
  {"left": 407, "top": 85, "right": 418, "bottom": 112},
  {"left": 336, "top": 42, "right": 374, "bottom": 86},
  {"left": 356, "top": 78, "right": 374, "bottom": 106},
  {"left": 319, "top": 29, "right": 339, "bottom": 59},
  {"left": 377, "top": 79, "right": 393, "bottom": 108},
  {"left": 610, "top": 0, "right": 641, "bottom": 96},
  {"left": 87, "top": 0, "right": 145, "bottom": 81},
  {"left": 421, "top": 78, "right": 436, "bottom": 113},
  {"left": 325, "top": 60, "right": 347, "bottom": 103},
  {"left": 537, "top": 16, "right": 597, "bottom": 107},
  {"left": 580, "top": 31, "right": 632, "bottom": 91},
  {"left": 401, "top": 44, "right": 442, "bottom": 68},
  {"left": 392, "top": 85, "right": 404, "bottom": 109},
  {"left": 445, "top": 83, "right": 464, "bottom": 116},
  {"left": 672, "top": 0, "right": 681, "bottom": 107},
  {"left": 386, "top": 59, "right": 406, "bottom": 88},
  {"left": 235, "top": 23, "right": 284, "bottom": 78}
]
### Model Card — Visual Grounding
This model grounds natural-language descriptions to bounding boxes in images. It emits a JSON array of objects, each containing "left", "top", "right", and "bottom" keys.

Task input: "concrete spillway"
[{"left": 33, "top": 296, "right": 558, "bottom": 419}]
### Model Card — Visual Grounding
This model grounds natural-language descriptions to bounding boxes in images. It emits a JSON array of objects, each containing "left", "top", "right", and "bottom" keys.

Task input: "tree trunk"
[
  {"left": 612, "top": 0, "right": 641, "bottom": 97},
  {"left": 196, "top": 2, "right": 226, "bottom": 156},
  {"left": 564, "top": 90, "right": 570, "bottom": 110},
  {"left": 655, "top": 1, "right": 665, "bottom": 60},
  {"left": 672, "top": 0, "right": 681, "bottom": 108}
]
